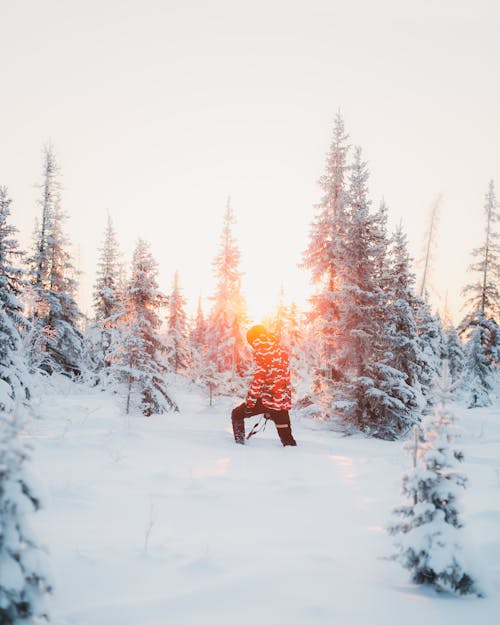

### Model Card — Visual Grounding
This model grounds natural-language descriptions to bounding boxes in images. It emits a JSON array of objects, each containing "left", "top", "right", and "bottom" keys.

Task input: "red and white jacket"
[{"left": 246, "top": 335, "right": 292, "bottom": 411}]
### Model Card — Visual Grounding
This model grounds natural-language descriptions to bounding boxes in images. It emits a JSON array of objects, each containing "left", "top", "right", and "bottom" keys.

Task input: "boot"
[
  {"left": 276, "top": 424, "right": 297, "bottom": 447},
  {"left": 231, "top": 413, "right": 245, "bottom": 445}
]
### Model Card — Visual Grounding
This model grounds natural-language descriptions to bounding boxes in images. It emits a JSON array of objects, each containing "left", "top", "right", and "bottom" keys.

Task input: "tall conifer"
[
  {"left": 27, "top": 145, "right": 83, "bottom": 375},
  {"left": 207, "top": 198, "right": 248, "bottom": 385},
  {"left": 0, "top": 188, "right": 53, "bottom": 623},
  {"left": 112, "top": 239, "right": 177, "bottom": 415},
  {"left": 460, "top": 180, "right": 499, "bottom": 404},
  {"left": 166, "top": 271, "right": 189, "bottom": 373},
  {"left": 302, "top": 111, "right": 350, "bottom": 378}
]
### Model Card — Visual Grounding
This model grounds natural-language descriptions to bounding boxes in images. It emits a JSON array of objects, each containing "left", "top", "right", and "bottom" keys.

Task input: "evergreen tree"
[
  {"left": 445, "top": 326, "right": 465, "bottom": 387},
  {"left": 329, "top": 148, "right": 417, "bottom": 438},
  {"left": 384, "top": 224, "right": 425, "bottom": 414},
  {"left": 463, "top": 180, "right": 500, "bottom": 321},
  {"left": 0, "top": 187, "right": 29, "bottom": 402},
  {"left": 302, "top": 111, "right": 350, "bottom": 379},
  {"left": 270, "top": 286, "right": 287, "bottom": 341},
  {"left": 460, "top": 180, "right": 499, "bottom": 403},
  {"left": 413, "top": 297, "right": 445, "bottom": 409},
  {"left": 387, "top": 225, "right": 423, "bottom": 392},
  {"left": 0, "top": 188, "right": 52, "bottom": 622},
  {"left": 166, "top": 271, "right": 189, "bottom": 373},
  {"left": 87, "top": 214, "right": 124, "bottom": 376},
  {"left": 0, "top": 411, "right": 53, "bottom": 624},
  {"left": 93, "top": 214, "right": 122, "bottom": 324},
  {"left": 388, "top": 363, "right": 481, "bottom": 596},
  {"left": 207, "top": 198, "right": 248, "bottom": 389},
  {"left": 282, "top": 300, "right": 309, "bottom": 403},
  {"left": 190, "top": 296, "right": 207, "bottom": 351},
  {"left": 284, "top": 300, "right": 302, "bottom": 357},
  {"left": 187, "top": 296, "right": 210, "bottom": 386},
  {"left": 111, "top": 239, "right": 177, "bottom": 415},
  {"left": 26, "top": 145, "right": 83, "bottom": 375},
  {"left": 464, "top": 324, "right": 493, "bottom": 407}
]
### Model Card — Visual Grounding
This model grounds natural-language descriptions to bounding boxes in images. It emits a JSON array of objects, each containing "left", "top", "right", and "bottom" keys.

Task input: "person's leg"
[
  {"left": 271, "top": 410, "right": 297, "bottom": 446},
  {"left": 231, "top": 400, "right": 265, "bottom": 444}
]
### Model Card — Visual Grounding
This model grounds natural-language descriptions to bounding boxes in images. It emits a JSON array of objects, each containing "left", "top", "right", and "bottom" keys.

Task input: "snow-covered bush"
[
  {"left": 0, "top": 410, "right": 53, "bottom": 624},
  {"left": 388, "top": 362, "right": 482, "bottom": 596}
]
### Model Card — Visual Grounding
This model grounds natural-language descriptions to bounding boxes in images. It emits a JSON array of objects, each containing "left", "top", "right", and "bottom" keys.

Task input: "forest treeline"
[{"left": 0, "top": 113, "right": 498, "bottom": 433}]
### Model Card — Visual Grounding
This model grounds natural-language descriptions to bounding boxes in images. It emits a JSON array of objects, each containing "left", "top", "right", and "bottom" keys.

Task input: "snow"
[{"left": 25, "top": 376, "right": 500, "bottom": 625}]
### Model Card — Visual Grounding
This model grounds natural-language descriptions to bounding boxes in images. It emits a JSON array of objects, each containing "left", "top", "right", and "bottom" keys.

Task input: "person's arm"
[{"left": 246, "top": 350, "right": 267, "bottom": 407}]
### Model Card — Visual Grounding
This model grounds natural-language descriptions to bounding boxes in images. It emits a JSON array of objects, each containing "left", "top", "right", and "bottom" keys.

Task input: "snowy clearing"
[{"left": 27, "top": 378, "right": 500, "bottom": 625}]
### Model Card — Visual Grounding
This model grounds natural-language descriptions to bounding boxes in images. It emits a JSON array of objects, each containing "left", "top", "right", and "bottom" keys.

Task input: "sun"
[{"left": 244, "top": 282, "right": 282, "bottom": 326}]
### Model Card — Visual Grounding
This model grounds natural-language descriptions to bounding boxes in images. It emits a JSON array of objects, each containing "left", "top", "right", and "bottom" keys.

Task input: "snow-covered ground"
[{"left": 26, "top": 377, "right": 500, "bottom": 625}]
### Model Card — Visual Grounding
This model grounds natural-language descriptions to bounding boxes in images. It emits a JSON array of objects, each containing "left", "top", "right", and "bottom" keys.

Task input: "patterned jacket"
[{"left": 246, "top": 335, "right": 292, "bottom": 411}]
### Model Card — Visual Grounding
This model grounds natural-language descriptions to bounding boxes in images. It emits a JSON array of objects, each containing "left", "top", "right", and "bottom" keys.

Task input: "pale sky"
[{"left": 1, "top": 0, "right": 499, "bottom": 323}]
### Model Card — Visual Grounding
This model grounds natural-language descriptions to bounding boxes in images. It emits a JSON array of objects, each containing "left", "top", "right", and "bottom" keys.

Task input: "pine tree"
[
  {"left": 282, "top": 300, "right": 308, "bottom": 403},
  {"left": 388, "top": 363, "right": 481, "bottom": 596},
  {"left": 187, "top": 296, "right": 210, "bottom": 386},
  {"left": 207, "top": 198, "right": 248, "bottom": 390},
  {"left": 463, "top": 180, "right": 500, "bottom": 320},
  {"left": 270, "top": 286, "right": 287, "bottom": 341},
  {"left": 464, "top": 324, "right": 493, "bottom": 407},
  {"left": 26, "top": 145, "right": 83, "bottom": 375},
  {"left": 166, "top": 271, "right": 189, "bottom": 373},
  {"left": 413, "top": 297, "right": 445, "bottom": 409},
  {"left": 302, "top": 111, "right": 350, "bottom": 379},
  {"left": 93, "top": 214, "right": 122, "bottom": 324},
  {"left": 190, "top": 296, "right": 207, "bottom": 351},
  {"left": 330, "top": 148, "right": 417, "bottom": 438},
  {"left": 0, "top": 187, "right": 52, "bottom": 622},
  {"left": 0, "top": 411, "right": 54, "bottom": 624},
  {"left": 388, "top": 226, "right": 423, "bottom": 389},
  {"left": 0, "top": 187, "right": 29, "bottom": 402},
  {"left": 460, "top": 180, "right": 499, "bottom": 403},
  {"left": 111, "top": 239, "right": 177, "bottom": 415},
  {"left": 445, "top": 326, "right": 465, "bottom": 387},
  {"left": 385, "top": 224, "right": 425, "bottom": 414},
  {"left": 88, "top": 214, "right": 124, "bottom": 373}
]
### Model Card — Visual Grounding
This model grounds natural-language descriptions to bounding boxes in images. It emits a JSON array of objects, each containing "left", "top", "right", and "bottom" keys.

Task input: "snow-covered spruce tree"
[
  {"left": 0, "top": 187, "right": 27, "bottom": 343},
  {"left": 463, "top": 180, "right": 500, "bottom": 326},
  {"left": 463, "top": 324, "right": 493, "bottom": 408},
  {"left": 459, "top": 180, "right": 499, "bottom": 402},
  {"left": 268, "top": 286, "right": 287, "bottom": 341},
  {"left": 186, "top": 296, "right": 210, "bottom": 385},
  {"left": 281, "top": 299, "right": 309, "bottom": 404},
  {"left": 86, "top": 214, "right": 124, "bottom": 377},
  {"left": 112, "top": 239, "right": 177, "bottom": 415},
  {"left": 0, "top": 187, "right": 30, "bottom": 402},
  {"left": 328, "top": 148, "right": 418, "bottom": 438},
  {"left": 190, "top": 296, "right": 207, "bottom": 353},
  {"left": 206, "top": 198, "right": 249, "bottom": 394},
  {"left": 445, "top": 325, "right": 465, "bottom": 387},
  {"left": 413, "top": 297, "right": 445, "bottom": 410},
  {"left": 388, "top": 363, "right": 481, "bottom": 596},
  {"left": 93, "top": 214, "right": 122, "bottom": 325},
  {"left": 166, "top": 271, "right": 189, "bottom": 374},
  {"left": 26, "top": 145, "right": 83, "bottom": 376},
  {"left": 0, "top": 188, "right": 52, "bottom": 622},
  {"left": 385, "top": 224, "right": 425, "bottom": 411},
  {"left": 0, "top": 407, "right": 53, "bottom": 624},
  {"left": 302, "top": 111, "right": 350, "bottom": 384}
]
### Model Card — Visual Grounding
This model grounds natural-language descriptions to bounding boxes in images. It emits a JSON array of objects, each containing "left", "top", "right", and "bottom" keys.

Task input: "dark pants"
[{"left": 231, "top": 399, "right": 297, "bottom": 446}]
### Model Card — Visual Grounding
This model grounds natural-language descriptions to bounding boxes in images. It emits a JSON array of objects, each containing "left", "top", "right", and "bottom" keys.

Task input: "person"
[{"left": 231, "top": 324, "right": 297, "bottom": 446}]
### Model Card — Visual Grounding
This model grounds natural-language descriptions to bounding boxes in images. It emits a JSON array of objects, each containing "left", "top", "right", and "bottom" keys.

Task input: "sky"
[{"left": 1, "top": 0, "right": 499, "bottom": 324}]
